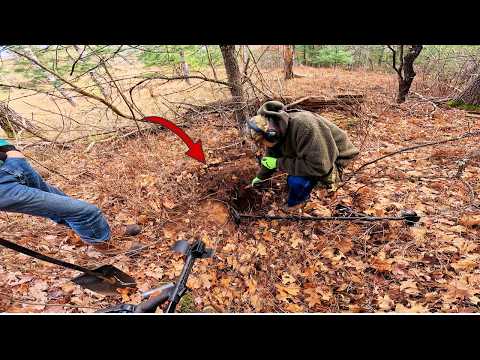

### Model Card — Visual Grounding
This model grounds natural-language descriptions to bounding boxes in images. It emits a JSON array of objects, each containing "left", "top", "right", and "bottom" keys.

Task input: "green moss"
[
  {"left": 447, "top": 99, "right": 480, "bottom": 111},
  {"left": 178, "top": 291, "right": 197, "bottom": 313}
]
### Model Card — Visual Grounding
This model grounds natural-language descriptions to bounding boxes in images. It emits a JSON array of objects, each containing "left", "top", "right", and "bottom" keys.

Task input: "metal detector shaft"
[
  {"left": 238, "top": 214, "right": 405, "bottom": 221},
  {"left": 165, "top": 253, "right": 196, "bottom": 313},
  {"left": 230, "top": 208, "right": 420, "bottom": 225}
]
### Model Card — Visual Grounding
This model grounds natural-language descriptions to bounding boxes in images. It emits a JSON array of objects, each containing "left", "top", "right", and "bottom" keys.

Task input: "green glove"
[
  {"left": 261, "top": 156, "right": 277, "bottom": 170},
  {"left": 251, "top": 177, "right": 262, "bottom": 186}
]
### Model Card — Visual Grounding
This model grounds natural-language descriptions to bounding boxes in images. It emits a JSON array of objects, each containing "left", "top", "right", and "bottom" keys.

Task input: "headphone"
[{"left": 247, "top": 118, "right": 281, "bottom": 143}]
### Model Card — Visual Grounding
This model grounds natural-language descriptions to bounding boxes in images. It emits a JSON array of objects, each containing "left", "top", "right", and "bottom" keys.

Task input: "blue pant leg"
[
  {"left": 4, "top": 158, "right": 70, "bottom": 225},
  {"left": 0, "top": 159, "right": 110, "bottom": 244},
  {"left": 287, "top": 176, "right": 318, "bottom": 207},
  {"left": 8, "top": 157, "right": 68, "bottom": 196},
  {"left": 20, "top": 158, "right": 72, "bottom": 225}
]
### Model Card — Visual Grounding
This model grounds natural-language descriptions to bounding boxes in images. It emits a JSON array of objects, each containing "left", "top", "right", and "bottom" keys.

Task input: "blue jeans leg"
[
  {"left": 0, "top": 157, "right": 111, "bottom": 244},
  {"left": 14, "top": 157, "right": 70, "bottom": 225},
  {"left": 287, "top": 175, "right": 318, "bottom": 207}
]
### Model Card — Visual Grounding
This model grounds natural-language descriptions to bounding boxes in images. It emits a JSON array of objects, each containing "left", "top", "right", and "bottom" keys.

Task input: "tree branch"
[
  {"left": 387, "top": 45, "right": 402, "bottom": 78},
  {"left": 344, "top": 130, "right": 480, "bottom": 182},
  {"left": 9, "top": 48, "right": 134, "bottom": 120}
]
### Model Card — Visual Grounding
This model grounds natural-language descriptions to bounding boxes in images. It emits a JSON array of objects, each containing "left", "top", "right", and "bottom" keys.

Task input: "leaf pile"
[{"left": 1, "top": 67, "right": 479, "bottom": 313}]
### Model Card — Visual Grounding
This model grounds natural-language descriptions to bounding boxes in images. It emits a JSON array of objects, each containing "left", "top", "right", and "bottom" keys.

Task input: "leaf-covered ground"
[{"left": 1, "top": 68, "right": 479, "bottom": 313}]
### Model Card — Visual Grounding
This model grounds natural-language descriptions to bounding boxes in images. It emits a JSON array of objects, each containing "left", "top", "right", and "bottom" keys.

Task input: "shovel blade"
[
  {"left": 172, "top": 240, "right": 189, "bottom": 255},
  {"left": 72, "top": 264, "right": 137, "bottom": 296}
]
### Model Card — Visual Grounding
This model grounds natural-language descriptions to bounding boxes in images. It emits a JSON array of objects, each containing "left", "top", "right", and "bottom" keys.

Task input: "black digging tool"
[
  {"left": 0, "top": 237, "right": 136, "bottom": 296},
  {"left": 230, "top": 205, "right": 420, "bottom": 226}
]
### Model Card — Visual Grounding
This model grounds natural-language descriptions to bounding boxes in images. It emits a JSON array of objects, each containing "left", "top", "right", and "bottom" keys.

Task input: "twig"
[
  {"left": 343, "top": 130, "right": 480, "bottom": 183},
  {"left": 244, "top": 173, "right": 287, "bottom": 189},
  {"left": 9, "top": 48, "right": 133, "bottom": 120}
]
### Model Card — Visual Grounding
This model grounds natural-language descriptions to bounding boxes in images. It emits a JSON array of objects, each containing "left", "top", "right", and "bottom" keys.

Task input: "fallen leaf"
[
  {"left": 453, "top": 239, "right": 478, "bottom": 254},
  {"left": 336, "top": 238, "right": 353, "bottom": 254},
  {"left": 395, "top": 301, "right": 428, "bottom": 313},
  {"left": 469, "top": 296, "right": 480, "bottom": 305},
  {"left": 378, "top": 294, "right": 394, "bottom": 311},
  {"left": 116, "top": 288, "right": 132, "bottom": 302},
  {"left": 400, "top": 279, "right": 420, "bottom": 296},
  {"left": 245, "top": 278, "right": 257, "bottom": 294},
  {"left": 140, "top": 174, "right": 157, "bottom": 188},
  {"left": 250, "top": 294, "right": 263, "bottom": 311},
  {"left": 187, "top": 275, "right": 202, "bottom": 290},
  {"left": 256, "top": 243, "right": 267, "bottom": 256},
  {"left": 29, "top": 280, "right": 49, "bottom": 302},
  {"left": 348, "top": 304, "right": 362, "bottom": 312},
  {"left": 310, "top": 204, "right": 332, "bottom": 217},
  {"left": 410, "top": 227, "right": 427, "bottom": 244},
  {"left": 301, "top": 266, "right": 316, "bottom": 277},
  {"left": 263, "top": 231, "right": 274, "bottom": 242},
  {"left": 162, "top": 198, "right": 176, "bottom": 209},
  {"left": 220, "top": 277, "right": 231, "bottom": 288},
  {"left": 285, "top": 303, "right": 303, "bottom": 312},
  {"left": 304, "top": 288, "right": 322, "bottom": 308},
  {"left": 137, "top": 214, "right": 149, "bottom": 225},
  {"left": 281, "top": 273, "right": 296, "bottom": 285},
  {"left": 275, "top": 284, "right": 301, "bottom": 302},
  {"left": 290, "top": 233, "right": 303, "bottom": 249},
  {"left": 451, "top": 255, "right": 479, "bottom": 272},
  {"left": 459, "top": 214, "right": 480, "bottom": 227},
  {"left": 371, "top": 257, "right": 393, "bottom": 272},
  {"left": 61, "top": 283, "right": 78, "bottom": 294},
  {"left": 222, "top": 243, "right": 236, "bottom": 252},
  {"left": 404, "top": 301, "right": 428, "bottom": 313},
  {"left": 199, "top": 273, "right": 213, "bottom": 289},
  {"left": 443, "top": 280, "right": 476, "bottom": 303}
]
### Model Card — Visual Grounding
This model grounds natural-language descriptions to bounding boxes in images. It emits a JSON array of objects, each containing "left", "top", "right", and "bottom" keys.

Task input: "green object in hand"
[
  {"left": 261, "top": 156, "right": 277, "bottom": 170},
  {"left": 251, "top": 177, "right": 262, "bottom": 186}
]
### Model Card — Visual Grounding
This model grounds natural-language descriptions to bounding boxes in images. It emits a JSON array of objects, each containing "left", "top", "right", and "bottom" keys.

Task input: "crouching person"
[
  {"left": 247, "top": 101, "right": 359, "bottom": 210},
  {"left": 0, "top": 139, "right": 111, "bottom": 246}
]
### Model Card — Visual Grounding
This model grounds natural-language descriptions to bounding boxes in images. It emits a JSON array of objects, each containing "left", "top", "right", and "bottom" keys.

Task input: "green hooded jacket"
[{"left": 256, "top": 101, "right": 359, "bottom": 181}]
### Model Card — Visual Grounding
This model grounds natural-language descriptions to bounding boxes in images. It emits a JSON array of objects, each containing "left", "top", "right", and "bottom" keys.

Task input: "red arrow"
[{"left": 142, "top": 116, "right": 206, "bottom": 164}]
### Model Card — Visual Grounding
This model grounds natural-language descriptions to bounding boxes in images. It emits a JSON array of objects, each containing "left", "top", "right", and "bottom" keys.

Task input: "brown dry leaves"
[{"left": 2, "top": 67, "right": 480, "bottom": 314}]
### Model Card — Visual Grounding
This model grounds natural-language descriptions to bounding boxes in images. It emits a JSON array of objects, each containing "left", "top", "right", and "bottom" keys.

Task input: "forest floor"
[{"left": 1, "top": 67, "right": 479, "bottom": 313}]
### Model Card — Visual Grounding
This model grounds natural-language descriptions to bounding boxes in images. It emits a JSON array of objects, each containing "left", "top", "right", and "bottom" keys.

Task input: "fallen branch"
[{"left": 343, "top": 130, "right": 480, "bottom": 183}]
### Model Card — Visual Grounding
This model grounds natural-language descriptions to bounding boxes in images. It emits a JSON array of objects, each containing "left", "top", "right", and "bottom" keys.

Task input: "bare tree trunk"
[
  {"left": 378, "top": 45, "right": 385, "bottom": 67},
  {"left": 179, "top": 49, "right": 191, "bottom": 85},
  {"left": 388, "top": 45, "right": 423, "bottom": 103},
  {"left": 24, "top": 47, "right": 76, "bottom": 107},
  {"left": 454, "top": 73, "right": 480, "bottom": 106},
  {"left": 219, "top": 45, "right": 248, "bottom": 126},
  {"left": 283, "top": 45, "right": 294, "bottom": 80},
  {"left": 397, "top": 45, "right": 423, "bottom": 103},
  {"left": 72, "top": 45, "right": 109, "bottom": 99}
]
